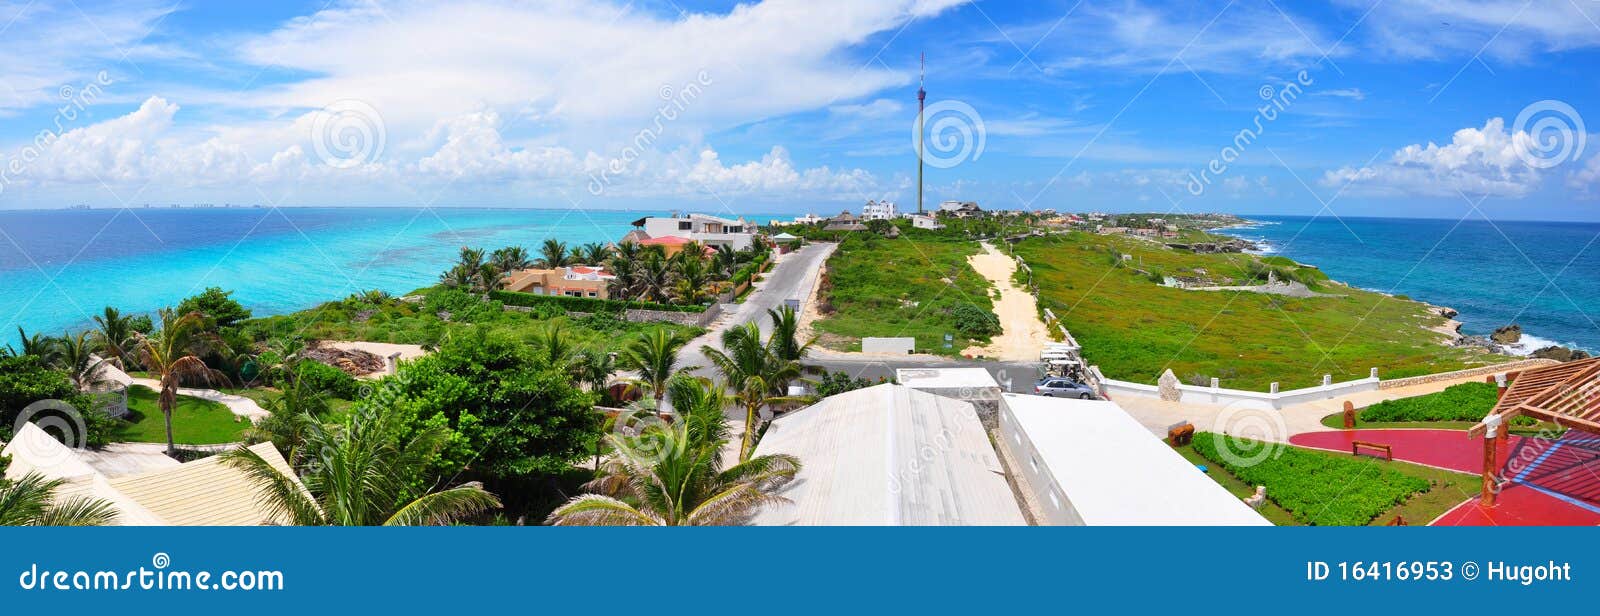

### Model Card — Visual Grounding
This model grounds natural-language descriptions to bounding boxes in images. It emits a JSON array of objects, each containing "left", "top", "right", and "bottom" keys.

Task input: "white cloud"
[
  {"left": 1017, "top": 2, "right": 1336, "bottom": 75},
  {"left": 1344, "top": 0, "right": 1600, "bottom": 61},
  {"left": 1315, "top": 88, "right": 1365, "bottom": 101},
  {"left": 0, "top": 1, "right": 176, "bottom": 114},
  {"left": 1320, "top": 118, "right": 1547, "bottom": 197}
]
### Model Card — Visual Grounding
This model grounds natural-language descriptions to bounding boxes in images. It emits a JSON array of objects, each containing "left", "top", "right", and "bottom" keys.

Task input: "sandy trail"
[{"left": 962, "top": 242, "right": 1049, "bottom": 361}]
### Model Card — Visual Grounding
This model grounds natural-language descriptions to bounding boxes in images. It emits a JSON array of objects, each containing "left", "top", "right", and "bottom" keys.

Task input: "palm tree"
[
  {"left": 618, "top": 329, "right": 690, "bottom": 405},
  {"left": 134, "top": 309, "right": 230, "bottom": 456},
  {"left": 701, "top": 322, "right": 801, "bottom": 394},
  {"left": 711, "top": 245, "right": 738, "bottom": 277},
  {"left": 240, "top": 363, "right": 330, "bottom": 462},
  {"left": 536, "top": 239, "right": 571, "bottom": 268},
  {"left": 92, "top": 306, "right": 139, "bottom": 368},
  {"left": 54, "top": 331, "right": 107, "bottom": 389},
  {"left": 767, "top": 305, "right": 813, "bottom": 362},
  {"left": 670, "top": 255, "right": 713, "bottom": 305},
  {"left": 0, "top": 473, "right": 119, "bottom": 526},
  {"left": 11, "top": 327, "right": 58, "bottom": 362},
  {"left": 606, "top": 255, "right": 638, "bottom": 300},
  {"left": 546, "top": 420, "right": 799, "bottom": 526},
  {"left": 475, "top": 262, "right": 503, "bottom": 294},
  {"left": 530, "top": 320, "right": 575, "bottom": 369},
  {"left": 572, "top": 347, "right": 616, "bottom": 396},
  {"left": 729, "top": 375, "right": 806, "bottom": 462},
  {"left": 439, "top": 263, "right": 477, "bottom": 290},
  {"left": 634, "top": 252, "right": 673, "bottom": 304},
  {"left": 664, "top": 374, "right": 732, "bottom": 453},
  {"left": 577, "top": 242, "right": 610, "bottom": 265},
  {"left": 223, "top": 405, "right": 500, "bottom": 526},
  {"left": 489, "top": 246, "right": 531, "bottom": 274}
]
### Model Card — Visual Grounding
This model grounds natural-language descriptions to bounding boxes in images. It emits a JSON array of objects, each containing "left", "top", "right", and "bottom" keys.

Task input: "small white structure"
[
  {"left": 861, "top": 199, "right": 897, "bottom": 220},
  {"left": 861, "top": 336, "right": 915, "bottom": 354},
  {"left": 748, "top": 384, "right": 1025, "bottom": 525},
  {"left": 999, "top": 394, "right": 1270, "bottom": 526},
  {"left": 909, "top": 214, "right": 944, "bottom": 230}
]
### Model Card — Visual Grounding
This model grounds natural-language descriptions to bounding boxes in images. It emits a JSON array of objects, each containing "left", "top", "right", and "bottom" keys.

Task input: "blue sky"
[{"left": 1, "top": 0, "right": 1598, "bottom": 220}]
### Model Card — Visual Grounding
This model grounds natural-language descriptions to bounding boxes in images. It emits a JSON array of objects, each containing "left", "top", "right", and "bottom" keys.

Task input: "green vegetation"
[
  {"left": 1190, "top": 432, "right": 1432, "bottom": 526},
  {"left": 491, "top": 289, "right": 705, "bottom": 313},
  {"left": 116, "top": 385, "right": 247, "bottom": 445},
  {"left": 1359, "top": 382, "right": 1512, "bottom": 423},
  {"left": 813, "top": 233, "right": 996, "bottom": 355},
  {"left": 1015, "top": 232, "right": 1498, "bottom": 389},
  {"left": 0, "top": 472, "right": 119, "bottom": 526}
]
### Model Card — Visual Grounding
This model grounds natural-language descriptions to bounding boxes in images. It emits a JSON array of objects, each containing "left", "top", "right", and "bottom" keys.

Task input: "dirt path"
[{"left": 962, "top": 242, "right": 1048, "bottom": 361}]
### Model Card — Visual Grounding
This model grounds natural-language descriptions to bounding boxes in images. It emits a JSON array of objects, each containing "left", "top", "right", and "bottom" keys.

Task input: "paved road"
[{"left": 676, "top": 242, "right": 836, "bottom": 377}]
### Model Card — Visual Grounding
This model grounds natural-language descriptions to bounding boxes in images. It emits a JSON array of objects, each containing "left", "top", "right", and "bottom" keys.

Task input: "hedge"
[
  {"left": 1191, "top": 432, "right": 1429, "bottom": 526},
  {"left": 1358, "top": 382, "right": 1508, "bottom": 423},
  {"left": 730, "top": 252, "right": 770, "bottom": 288},
  {"left": 490, "top": 290, "right": 706, "bottom": 314}
]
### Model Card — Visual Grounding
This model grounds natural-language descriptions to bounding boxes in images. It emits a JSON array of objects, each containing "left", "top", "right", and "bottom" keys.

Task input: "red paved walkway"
[
  {"left": 1289, "top": 429, "right": 1528, "bottom": 474},
  {"left": 1292, "top": 429, "right": 1600, "bottom": 526}
]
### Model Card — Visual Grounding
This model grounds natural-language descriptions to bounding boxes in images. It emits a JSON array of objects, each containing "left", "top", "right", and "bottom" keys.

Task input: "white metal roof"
[
  {"left": 895, "top": 367, "right": 1000, "bottom": 390},
  {"left": 1001, "top": 393, "right": 1269, "bottom": 526},
  {"left": 748, "top": 384, "right": 1025, "bottom": 526}
]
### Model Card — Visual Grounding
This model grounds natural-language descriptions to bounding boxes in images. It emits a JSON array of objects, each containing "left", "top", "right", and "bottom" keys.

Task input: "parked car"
[{"left": 1034, "top": 378, "right": 1096, "bottom": 399}]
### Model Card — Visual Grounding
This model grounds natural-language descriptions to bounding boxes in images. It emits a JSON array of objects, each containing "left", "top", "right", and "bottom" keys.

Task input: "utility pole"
[{"left": 917, "top": 52, "right": 926, "bottom": 215}]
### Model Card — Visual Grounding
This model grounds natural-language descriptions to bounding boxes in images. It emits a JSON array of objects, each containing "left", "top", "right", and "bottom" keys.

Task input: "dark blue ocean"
[
  {"left": 0, "top": 207, "right": 773, "bottom": 347},
  {"left": 1217, "top": 216, "right": 1600, "bottom": 354}
]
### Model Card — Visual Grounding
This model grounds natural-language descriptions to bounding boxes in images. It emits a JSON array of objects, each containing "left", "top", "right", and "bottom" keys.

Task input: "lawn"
[
  {"left": 114, "top": 385, "right": 249, "bottom": 445},
  {"left": 1186, "top": 432, "right": 1475, "bottom": 526},
  {"left": 1014, "top": 232, "right": 1500, "bottom": 389},
  {"left": 1315, "top": 381, "right": 1563, "bottom": 437},
  {"left": 812, "top": 233, "right": 997, "bottom": 356}
]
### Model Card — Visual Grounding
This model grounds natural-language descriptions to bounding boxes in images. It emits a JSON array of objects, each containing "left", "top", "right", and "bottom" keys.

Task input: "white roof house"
[
  {"left": 2, "top": 422, "right": 306, "bottom": 526},
  {"left": 998, "top": 394, "right": 1269, "bottom": 526},
  {"left": 748, "top": 384, "right": 1025, "bottom": 526},
  {"left": 632, "top": 213, "right": 756, "bottom": 250}
]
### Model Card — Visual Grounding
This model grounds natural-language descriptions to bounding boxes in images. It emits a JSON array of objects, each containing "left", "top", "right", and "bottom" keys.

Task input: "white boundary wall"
[{"left": 1100, "top": 376, "right": 1380, "bottom": 409}]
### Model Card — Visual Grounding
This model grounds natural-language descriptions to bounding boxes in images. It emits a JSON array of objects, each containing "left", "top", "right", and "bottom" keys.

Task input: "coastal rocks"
[
  {"left": 1491, "top": 324, "right": 1522, "bottom": 344},
  {"left": 1531, "top": 346, "right": 1592, "bottom": 362},
  {"left": 1434, "top": 306, "right": 1459, "bottom": 319}
]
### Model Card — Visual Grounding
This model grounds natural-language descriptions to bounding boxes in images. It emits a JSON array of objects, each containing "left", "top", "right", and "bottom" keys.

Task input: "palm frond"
[
  {"left": 546, "top": 494, "right": 663, "bottom": 526},
  {"left": 384, "top": 483, "right": 501, "bottom": 526}
]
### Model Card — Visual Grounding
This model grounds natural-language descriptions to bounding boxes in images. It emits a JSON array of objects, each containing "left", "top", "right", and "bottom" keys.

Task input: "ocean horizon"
[
  {"left": 1216, "top": 215, "right": 1600, "bottom": 355},
  {"left": 0, "top": 206, "right": 779, "bottom": 347}
]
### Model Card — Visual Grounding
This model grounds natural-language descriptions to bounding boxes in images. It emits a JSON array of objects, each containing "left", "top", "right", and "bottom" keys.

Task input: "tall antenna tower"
[{"left": 917, "top": 52, "right": 926, "bottom": 215}]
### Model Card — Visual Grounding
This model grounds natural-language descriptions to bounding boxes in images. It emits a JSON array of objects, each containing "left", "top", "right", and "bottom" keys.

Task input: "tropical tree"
[
  {"left": 536, "top": 239, "right": 571, "bottom": 268},
  {"left": 700, "top": 322, "right": 800, "bottom": 394},
  {"left": 711, "top": 244, "right": 738, "bottom": 277},
  {"left": 664, "top": 374, "right": 731, "bottom": 453},
  {"left": 633, "top": 252, "right": 673, "bottom": 304},
  {"left": 729, "top": 375, "right": 807, "bottom": 462},
  {"left": 489, "top": 246, "right": 531, "bottom": 274},
  {"left": 11, "top": 327, "right": 58, "bottom": 363},
  {"left": 92, "top": 306, "right": 139, "bottom": 368},
  {"left": 670, "top": 255, "right": 713, "bottom": 305},
  {"left": 546, "top": 420, "right": 799, "bottom": 526},
  {"left": 240, "top": 357, "right": 331, "bottom": 462},
  {"left": 133, "top": 309, "right": 230, "bottom": 456},
  {"left": 572, "top": 347, "right": 616, "bottom": 396},
  {"left": 766, "top": 305, "right": 813, "bottom": 362},
  {"left": 223, "top": 405, "right": 500, "bottom": 526},
  {"left": 439, "top": 263, "right": 477, "bottom": 290},
  {"left": 0, "top": 473, "right": 119, "bottom": 526},
  {"left": 53, "top": 331, "right": 107, "bottom": 389},
  {"left": 529, "top": 320, "right": 575, "bottom": 369},
  {"left": 618, "top": 329, "right": 690, "bottom": 405},
  {"left": 605, "top": 255, "right": 638, "bottom": 300},
  {"left": 577, "top": 242, "right": 610, "bottom": 265}
]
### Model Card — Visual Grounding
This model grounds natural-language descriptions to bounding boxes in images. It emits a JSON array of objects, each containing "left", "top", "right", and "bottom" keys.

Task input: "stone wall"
[{"left": 1377, "top": 358, "right": 1561, "bottom": 389}]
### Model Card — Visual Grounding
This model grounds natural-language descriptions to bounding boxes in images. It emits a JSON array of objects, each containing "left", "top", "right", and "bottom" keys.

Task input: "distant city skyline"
[{"left": 1, "top": 1, "right": 1598, "bottom": 221}]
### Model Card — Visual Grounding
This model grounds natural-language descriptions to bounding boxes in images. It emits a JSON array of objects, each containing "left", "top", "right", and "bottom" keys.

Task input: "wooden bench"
[
  {"left": 1167, "top": 421, "right": 1194, "bottom": 446},
  {"left": 1351, "top": 440, "right": 1392, "bottom": 460}
]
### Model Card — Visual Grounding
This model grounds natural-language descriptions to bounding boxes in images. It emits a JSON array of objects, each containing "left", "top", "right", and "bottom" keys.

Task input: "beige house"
[{"left": 502, "top": 265, "right": 615, "bottom": 299}]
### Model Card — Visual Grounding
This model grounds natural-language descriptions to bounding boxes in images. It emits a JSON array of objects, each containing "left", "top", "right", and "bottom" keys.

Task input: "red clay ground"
[{"left": 1291, "top": 429, "right": 1600, "bottom": 526}]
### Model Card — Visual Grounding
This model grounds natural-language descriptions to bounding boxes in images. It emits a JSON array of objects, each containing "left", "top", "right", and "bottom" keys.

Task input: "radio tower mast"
[{"left": 917, "top": 52, "right": 926, "bottom": 215}]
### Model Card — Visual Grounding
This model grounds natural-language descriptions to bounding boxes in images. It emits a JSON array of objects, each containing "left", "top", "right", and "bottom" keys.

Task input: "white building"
[
  {"left": 908, "top": 214, "right": 944, "bottom": 230},
  {"left": 630, "top": 213, "right": 756, "bottom": 250},
  {"left": 861, "top": 200, "right": 897, "bottom": 221},
  {"left": 748, "top": 384, "right": 1026, "bottom": 526},
  {"left": 793, "top": 213, "right": 823, "bottom": 225},
  {"left": 998, "top": 394, "right": 1270, "bottom": 526}
]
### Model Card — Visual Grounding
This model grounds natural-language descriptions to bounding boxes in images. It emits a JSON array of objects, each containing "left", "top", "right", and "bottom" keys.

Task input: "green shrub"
[
  {"left": 951, "top": 303, "right": 1000, "bottom": 338},
  {"left": 1191, "top": 432, "right": 1429, "bottom": 525},
  {"left": 293, "top": 361, "right": 361, "bottom": 399},
  {"left": 1359, "top": 382, "right": 1509, "bottom": 423},
  {"left": 489, "top": 290, "right": 705, "bottom": 314}
]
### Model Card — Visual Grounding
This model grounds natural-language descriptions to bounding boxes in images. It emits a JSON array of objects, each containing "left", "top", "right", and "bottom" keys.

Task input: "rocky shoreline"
[{"left": 1422, "top": 305, "right": 1590, "bottom": 361}]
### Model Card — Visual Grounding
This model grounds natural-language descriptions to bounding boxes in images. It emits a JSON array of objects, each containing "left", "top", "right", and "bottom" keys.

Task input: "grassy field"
[
  {"left": 812, "top": 234, "right": 996, "bottom": 355},
  {"left": 1015, "top": 232, "right": 1500, "bottom": 389},
  {"left": 115, "top": 385, "right": 249, "bottom": 445},
  {"left": 1181, "top": 434, "right": 1476, "bottom": 526}
]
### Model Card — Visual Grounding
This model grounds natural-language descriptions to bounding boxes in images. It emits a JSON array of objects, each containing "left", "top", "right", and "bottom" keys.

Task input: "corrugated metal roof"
[
  {"left": 108, "top": 442, "right": 300, "bottom": 526},
  {"left": 748, "top": 384, "right": 1025, "bottom": 526}
]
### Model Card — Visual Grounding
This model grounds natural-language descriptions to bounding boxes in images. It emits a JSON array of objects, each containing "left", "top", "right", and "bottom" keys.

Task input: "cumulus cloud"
[{"left": 1319, "top": 118, "right": 1561, "bottom": 197}]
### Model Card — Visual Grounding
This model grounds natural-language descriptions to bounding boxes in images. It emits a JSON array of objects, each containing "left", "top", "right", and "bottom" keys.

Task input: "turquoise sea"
[
  {"left": 0, "top": 207, "right": 772, "bottom": 346},
  {"left": 1217, "top": 216, "right": 1600, "bottom": 354}
]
